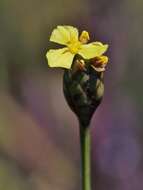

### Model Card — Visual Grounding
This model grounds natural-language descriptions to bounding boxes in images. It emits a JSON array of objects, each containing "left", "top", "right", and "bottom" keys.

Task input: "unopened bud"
[{"left": 63, "top": 58, "right": 104, "bottom": 127}]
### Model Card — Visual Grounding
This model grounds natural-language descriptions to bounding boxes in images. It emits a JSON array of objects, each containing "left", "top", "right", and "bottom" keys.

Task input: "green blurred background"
[{"left": 0, "top": 0, "right": 143, "bottom": 189}]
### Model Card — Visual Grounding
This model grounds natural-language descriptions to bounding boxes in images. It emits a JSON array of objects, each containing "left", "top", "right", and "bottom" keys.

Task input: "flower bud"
[{"left": 63, "top": 59, "right": 104, "bottom": 127}]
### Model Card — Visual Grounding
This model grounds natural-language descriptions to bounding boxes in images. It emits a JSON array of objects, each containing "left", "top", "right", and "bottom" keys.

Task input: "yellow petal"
[
  {"left": 65, "top": 26, "right": 79, "bottom": 42},
  {"left": 79, "top": 30, "right": 90, "bottom": 44},
  {"left": 78, "top": 42, "right": 108, "bottom": 59},
  {"left": 46, "top": 48, "right": 74, "bottom": 69},
  {"left": 50, "top": 25, "right": 79, "bottom": 45}
]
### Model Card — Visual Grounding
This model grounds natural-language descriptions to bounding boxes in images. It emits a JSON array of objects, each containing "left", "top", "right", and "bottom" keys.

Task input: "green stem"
[{"left": 80, "top": 124, "right": 91, "bottom": 190}]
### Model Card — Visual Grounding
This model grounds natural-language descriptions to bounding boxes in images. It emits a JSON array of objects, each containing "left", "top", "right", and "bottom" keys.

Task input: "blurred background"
[{"left": 0, "top": 0, "right": 143, "bottom": 189}]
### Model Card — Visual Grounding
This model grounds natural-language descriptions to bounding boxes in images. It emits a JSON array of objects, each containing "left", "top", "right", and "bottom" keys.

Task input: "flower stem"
[{"left": 80, "top": 124, "right": 91, "bottom": 190}]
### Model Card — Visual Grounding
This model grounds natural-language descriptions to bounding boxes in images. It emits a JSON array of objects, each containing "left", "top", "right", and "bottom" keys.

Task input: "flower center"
[{"left": 68, "top": 41, "right": 81, "bottom": 54}]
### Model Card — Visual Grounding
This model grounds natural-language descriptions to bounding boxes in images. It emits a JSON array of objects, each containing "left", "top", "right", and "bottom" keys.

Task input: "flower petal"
[
  {"left": 46, "top": 48, "right": 74, "bottom": 69},
  {"left": 78, "top": 42, "right": 108, "bottom": 59},
  {"left": 65, "top": 26, "right": 79, "bottom": 42},
  {"left": 50, "top": 25, "right": 79, "bottom": 45}
]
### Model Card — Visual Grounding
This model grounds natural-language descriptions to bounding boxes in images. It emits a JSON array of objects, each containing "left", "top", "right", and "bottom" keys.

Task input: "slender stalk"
[{"left": 80, "top": 124, "right": 91, "bottom": 190}]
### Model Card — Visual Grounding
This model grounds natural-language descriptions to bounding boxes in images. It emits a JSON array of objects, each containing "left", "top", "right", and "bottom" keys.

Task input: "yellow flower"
[{"left": 46, "top": 25, "right": 108, "bottom": 69}]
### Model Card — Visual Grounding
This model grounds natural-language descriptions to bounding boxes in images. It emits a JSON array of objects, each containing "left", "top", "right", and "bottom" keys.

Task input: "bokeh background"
[{"left": 0, "top": 0, "right": 143, "bottom": 189}]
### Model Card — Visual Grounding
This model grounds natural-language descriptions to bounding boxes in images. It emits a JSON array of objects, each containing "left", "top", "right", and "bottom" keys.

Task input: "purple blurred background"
[{"left": 0, "top": 0, "right": 143, "bottom": 189}]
